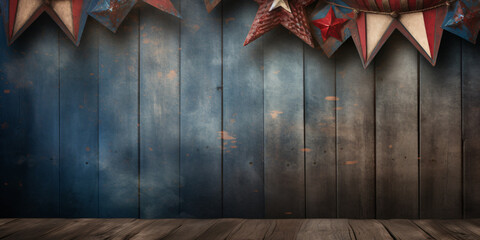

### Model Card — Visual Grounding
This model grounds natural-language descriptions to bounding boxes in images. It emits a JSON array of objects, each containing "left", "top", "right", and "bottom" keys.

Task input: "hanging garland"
[
  {"left": 1, "top": 0, "right": 479, "bottom": 67},
  {"left": 308, "top": 0, "right": 480, "bottom": 67}
]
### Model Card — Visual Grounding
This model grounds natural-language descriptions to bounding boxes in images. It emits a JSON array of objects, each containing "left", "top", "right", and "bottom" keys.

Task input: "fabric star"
[
  {"left": 244, "top": 0, "right": 316, "bottom": 47},
  {"left": 89, "top": 0, "right": 180, "bottom": 32},
  {"left": 1, "top": 0, "right": 91, "bottom": 45},
  {"left": 442, "top": 0, "right": 480, "bottom": 43},
  {"left": 312, "top": 6, "right": 348, "bottom": 42}
]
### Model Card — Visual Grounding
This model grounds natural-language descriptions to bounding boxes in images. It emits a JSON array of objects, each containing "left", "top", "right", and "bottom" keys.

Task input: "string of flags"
[{"left": 1, "top": 0, "right": 479, "bottom": 67}]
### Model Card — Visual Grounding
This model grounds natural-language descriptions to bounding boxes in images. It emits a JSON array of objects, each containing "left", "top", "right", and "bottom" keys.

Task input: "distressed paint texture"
[{"left": 0, "top": 0, "right": 477, "bottom": 219}]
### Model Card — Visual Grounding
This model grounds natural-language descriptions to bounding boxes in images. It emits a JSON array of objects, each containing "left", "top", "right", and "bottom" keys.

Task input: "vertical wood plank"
[
  {"left": 0, "top": 16, "right": 59, "bottom": 217},
  {"left": 463, "top": 36, "right": 480, "bottom": 218},
  {"left": 180, "top": 0, "right": 222, "bottom": 217},
  {"left": 222, "top": 0, "right": 264, "bottom": 218},
  {"left": 264, "top": 28, "right": 305, "bottom": 218},
  {"left": 98, "top": 9, "right": 139, "bottom": 217},
  {"left": 419, "top": 33, "right": 462, "bottom": 219},
  {"left": 139, "top": 1, "right": 180, "bottom": 218},
  {"left": 376, "top": 32, "right": 419, "bottom": 219},
  {"left": 59, "top": 19, "right": 99, "bottom": 218},
  {"left": 304, "top": 36, "right": 336, "bottom": 218},
  {"left": 335, "top": 41, "right": 376, "bottom": 218}
]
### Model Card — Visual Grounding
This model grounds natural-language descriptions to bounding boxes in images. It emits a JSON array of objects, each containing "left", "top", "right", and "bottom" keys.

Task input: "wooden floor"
[{"left": 0, "top": 218, "right": 479, "bottom": 239}]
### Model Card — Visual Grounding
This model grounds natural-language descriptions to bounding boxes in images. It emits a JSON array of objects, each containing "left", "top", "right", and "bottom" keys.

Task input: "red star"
[
  {"left": 244, "top": 0, "right": 316, "bottom": 47},
  {"left": 312, "top": 7, "right": 348, "bottom": 42}
]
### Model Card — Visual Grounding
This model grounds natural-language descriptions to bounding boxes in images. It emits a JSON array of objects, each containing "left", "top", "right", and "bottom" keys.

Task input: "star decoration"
[
  {"left": 312, "top": 6, "right": 349, "bottom": 42},
  {"left": 310, "top": 0, "right": 355, "bottom": 57},
  {"left": 270, "top": 0, "right": 291, "bottom": 13},
  {"left": 1, "top": 0, "right": 92, "bottom": 45},
  {"left": 89, "top": 0, "right": 180, "bottom": 32},
  {"left": 204, "top": 0, "right": 222, "bottom": 13},
  {"left": 244, "top": 0, "right": 316, "bottom": 47},
  {"left": 442, "top": 0, "right": 480, "bottom": 43}
]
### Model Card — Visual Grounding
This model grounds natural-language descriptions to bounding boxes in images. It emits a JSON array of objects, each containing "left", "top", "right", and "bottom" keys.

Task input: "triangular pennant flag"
[{"left": 1, "top": 0, "right": 91, "bottom": 45}]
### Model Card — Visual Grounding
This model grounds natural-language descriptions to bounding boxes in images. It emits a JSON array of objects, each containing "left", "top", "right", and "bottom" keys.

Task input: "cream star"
[{"left": 269, "top": 0, "right": 291, "bottom": 13}]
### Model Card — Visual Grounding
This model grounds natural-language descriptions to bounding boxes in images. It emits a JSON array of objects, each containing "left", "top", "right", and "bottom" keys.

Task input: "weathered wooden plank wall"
[{"left": 0, "top": 0, "right": 478, "bottom": 219}]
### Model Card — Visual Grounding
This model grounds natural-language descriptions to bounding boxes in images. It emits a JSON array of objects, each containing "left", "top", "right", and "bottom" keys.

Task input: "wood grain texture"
[
  {"left": 304, "top": 34, "right": 337, "bottom": 218},
  {"left": 0, "top": 218, "right": 67, "bottom": 239},
  {"left": 296, "top": 219, "right": 355, "bottom": 240},
  {"left": 228, "top": 219, "right": 275, "bottom": 240},
  {"left": 129, "top": 219, "right": 185, "bottom": 239},
  {"left": 1, "top": 218, "right": 480, "bottom": 239},
  {"left": 335, "top": 40, "right": 375, "bottom": 218},
  {"left": 375, "top": 32, "right": 419, "bottom": 219},
  {"left": 264, "top": 219, "right": 305, "bottom": 240},
  {"left": 222, "top": 0, "right": 264, "bottom": 218},
  {"left": 419, "top": 33, "right": 462, "bottom": 219},
  {"left": 139, "top": 1, "right": 181, "bottom": 218},
  {"left": 264, "top": 28, "right": 305, "bottom": 218},
  {"left": 463, "top": 36, "right": 480, "bottom": 218},
  {"left": 413, "top": 219, "right": 457, "bottom": 240},
  {"left": 37, "top": 219, "right": 102, "bottom": 239},
  {"left": 98, "top": 9, "right": 139, "bottom": 218},
  {"left": 196, "top": 219, "right": 244, "bottom": 240},
  {"left": 380, "top": 219, "right": 432, "bottom": 240},
  {"left": 0, "top": 15, "right": 60, "bottom": 217},
  {"left": 59, "top": 18, "right": 99, "bottom": 218},
  {"left": 162, "top": 219, "right": 218, "bottom": 240},
  {"left": 179, "top": 0, "right": 222, "bottom": 218},
  {"left": 348, "top": 219, "right": 393, "bottom": 240},
  {"left": 435, "top": 220, "right": 480, "bottom": 239}
]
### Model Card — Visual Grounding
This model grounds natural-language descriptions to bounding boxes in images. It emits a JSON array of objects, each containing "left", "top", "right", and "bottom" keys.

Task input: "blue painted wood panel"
[
  {"left": 376, "top": 32, "right": 419, "bottom": 219},
  {"left": 59, "top": 18, "right": 100, "bottom": 218},
  {"left": 98, "top": 9, "right": 139, "bottom": 218},
  {"left": 264, "top": 28, "right": 305, "bottom": 218},
  {"left": 0, "top": 15, "right": 59, "bottom": 217},
  {"left": 222, "top": 0, "right": 264, "bottom": 218},
  {"left": 335, "top": 40, "right": 375, "bottom": 218},
  {"left": 139, "top": 2, "right": 181, "bottom": 218},
  {"left": 179, "top": 0, "right": 222, "bottom": 218},
  {"left": 0, "top": 3, "right": 478, "bottom": 219},
  {"left": 304, "top": 40, "right": 336, "bottom": 218}
]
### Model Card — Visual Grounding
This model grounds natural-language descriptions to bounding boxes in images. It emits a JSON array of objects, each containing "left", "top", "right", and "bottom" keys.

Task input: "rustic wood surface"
[
  {"left": 179, "top": 0, "right": 222, "bottom": 218},
  {"left": 222, "top": 0, "right": 264, "bottom": 218},
  {"left": 419, "top": 33, "right": 462, "bottom": 219},
  {"left": 0, "top": 219, "right": 479, "bottom": 239},
  {"left": 139, "top": 1, "right": 181, "bottom": 219},
  {"left": 98, "top": 9, "right": 139, "bottom": 218},
  {"left": 0, "top": 0, "right": 479, "bottom": 219},
  {"left": 375, "top": 32, "right": 419, "bottom": 219}
]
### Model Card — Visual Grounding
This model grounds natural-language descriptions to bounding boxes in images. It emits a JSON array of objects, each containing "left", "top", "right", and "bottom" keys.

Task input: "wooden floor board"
[
  {"left": 66, "top": 218, "right": 136, "bottom": 239},
  {"left": 0, "top": 219, "right": 17, "bottom": 227},
  {"left": 348, "top": 219, "right": 394, "bottom": 240},
  {"left": 128, "top": 219, "right": 185, "bottom": 239},
  {"left": 413, "top": 220, "right": 457, "bottom": 240},
  {"left": 264, "top": 219, "right": 305, "bottom": 240},
  {"left": 1, "top": 218, "right": 480, "bottom": 239},
  {"left": 0, "top": 218, "right": 69, "bottom": 240},
  {"left": 227, "top": 219, "right": 275, "bottom": 240},
  {"left": 161, "top": 219, "right": 218, "bottom": 240},
  {"left": 380, "top": 219, "right": 433, "bottom": 240},
  {"left": 196, "top": 219, "right": 244, "bottom": 240},
  {"left": 436, "top": 220, "right": 480, "bottom": 240},
  {"left": 296, "top": 219, "right": 355, "bottom": 240}
]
